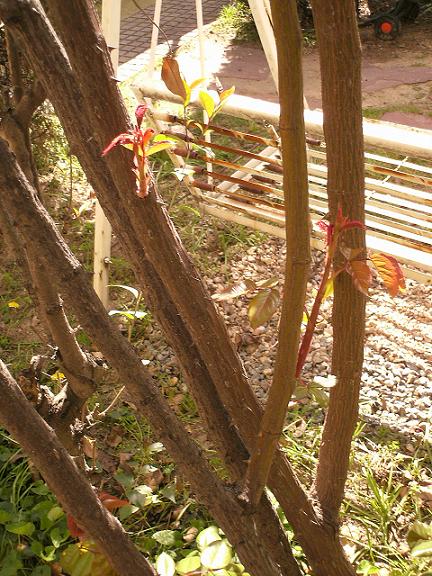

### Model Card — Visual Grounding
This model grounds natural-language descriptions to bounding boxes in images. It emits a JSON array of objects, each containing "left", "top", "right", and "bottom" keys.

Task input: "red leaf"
[
  {"left": 99, "top": 492, "right": 129, "bottom": 512},
  {"left": 135, "top": 104, "right": 148, "bottom": 128},
  {"left": 67, "top": 514, "right": 85, "bottom": 539},
  {"left": 101, "top": 133, "right": 132, "bottom": 156},
  {"left": 346, "top": 260, "right": 372, "bottom": 296},
  {"left": 66, "top": 492, "right": 129, "bottom": 541},
  {"left": 370, "top": 252, "right": 406, "bottom": 297}
]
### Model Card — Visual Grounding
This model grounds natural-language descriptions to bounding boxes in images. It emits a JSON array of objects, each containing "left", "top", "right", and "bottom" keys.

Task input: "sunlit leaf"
[
  {"left": 60, "top": 542, "right": 117, "bottom": 576},
  {"left": 176, "top": 555, "right": 201, "bottom": 575},
  {"left": 200, "top": 540, "right": 233, "bottom": 570},
  {"left": 108, "top": 284, "right": 139, "bottom": 299},
  {"left": 50, "top": 370, "right": 65, "bottom": 382},
  {"left": 346, "top": 260, "right": 371, "bottom": 296},
  {"left": 196, "top": 526, "right": 222, "bottom": 551},
  {"left": 407, "top": 521, "right": 432, "bottom": 548},
  {"left": 152, "top": 530, "right": 178, "bottom": 546},
  {"left": 189, "top": 77, "right": 208, "bottom": 91},
  {"left": 313, "top": 375, "right": 337, "bottom": 389},
  {"left": 322, "top": 278, "right": 334, "bottom": 301},
  {"left": 369, "top": 252, "right": 406, "bottom": 297},
  {"left": 146, "top": 142, "right": 173, "bottom": 156},
  {"left": 161, "top": 56, "right": 187, "bottom": 101},
  {"left": 219, "top": 85, "right": 235, "bottom": 103},
  {"left": 156, "top": 552, "right": 176, "bottom": 576},
  {"left": 247, "top": 288, "right": 279, "bottom": 329},
  {"left": 182, "top": 79, "right": 192, "bottom": 107},
  {"left": 7, "top": 300, "right": 20, "bottom": 309},
  {"left": 212, "top": 279, "right": 256, "bottom": 301},
  {"left": 412, "top": 539, "right": 432, "bottom": 558},
  {"left": 256, "top": 276, "right": 279, "bottom": 289},
  {"left": 199, "top": 91, "right": 215, "bottom": 119}
]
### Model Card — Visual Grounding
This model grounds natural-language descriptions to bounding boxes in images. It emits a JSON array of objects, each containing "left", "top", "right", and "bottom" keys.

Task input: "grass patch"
[{"left": 363, "top": 103, "right": 423, "bottom": 120}]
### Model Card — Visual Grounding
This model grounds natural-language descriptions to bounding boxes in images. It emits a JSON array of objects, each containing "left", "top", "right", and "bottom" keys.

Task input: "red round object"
[{"left": 380, "top": 21, "right": 393, "bottom": 34}]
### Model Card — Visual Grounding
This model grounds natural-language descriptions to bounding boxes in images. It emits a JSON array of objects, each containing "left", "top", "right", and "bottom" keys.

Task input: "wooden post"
[{"left": 94, "top": 0, "right": 121, "bottom": 307}]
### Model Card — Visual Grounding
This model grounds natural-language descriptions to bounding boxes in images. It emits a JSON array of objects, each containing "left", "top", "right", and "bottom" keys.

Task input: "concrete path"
[{"left": 119, "top": 3, "right": 432, "bottom": 130}]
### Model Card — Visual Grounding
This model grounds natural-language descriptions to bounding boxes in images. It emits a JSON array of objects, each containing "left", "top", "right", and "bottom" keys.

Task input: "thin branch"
[{"left": 243, "top": 0, "right": 311, "bottom": 508}]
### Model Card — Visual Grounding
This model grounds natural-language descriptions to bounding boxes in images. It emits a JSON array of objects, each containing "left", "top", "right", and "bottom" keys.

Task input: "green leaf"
[
  {"left": 0, "top": 509, "right": 12, "bottom": 524},
  {"left": 60, "top": 544, "right": 93, "bottom": 576},
  {"left": 31, "top": 567, "right": 51, "bottom": 576},
  {"left": 247, "top": 288, "right": 279, "bottom": 328},
  {"left": 129, "top": 485, "right": 153, "bottom": 508},
  {"left": 0, "top": 551, "right": 23, "bottom": 576},
  {"left": 31, "top": 482, "right": 50, "bottom": 496},
  {"left": 199, "top": 91, "right": 215, "bottom": 119},
  {"left": 6, "top": 521, "right": 35, "bottom": 536},
  {"left": 407, "top": 521, "right": 432, "bottom": 548},
  {"left": 196, "top": 526, "right": 222, "bottom": 551},
  {"left": 412, "top": 539, "right": 432, "bottom": 558},
  {"left": 182, "top": 79, "right": 192, "bottom": 107},
  {"left": 118, "top": 504, "right": 139, "bottom": 521},
  {"left": 176, "top": 555, "right": 201, "bottom": 575},
  {"left": 50, "top": 527, "right": 64, "bottom": 548},
  {"left": 152, "top": 530, "right": 178, "bottom": 546},
  {"left": 47, "top": 505, "right": 64, "bottom": 523},
  {"left": 156, "top": 552, "right": 176, "bottom": 576},
  {"left": 200, "top": 540, "right": 233, "bottom": 570},
  {"left": 108, "top": 284, "right": 139, "bottom": 299}
]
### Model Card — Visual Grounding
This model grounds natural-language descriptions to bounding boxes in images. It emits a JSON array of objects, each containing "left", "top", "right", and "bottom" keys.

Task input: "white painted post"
[
  {"left": 94, "top": 0, "right": 121, "bottom": 307},
  {"left": 247, "top": 0, "right": 279, "bottom": 89}
]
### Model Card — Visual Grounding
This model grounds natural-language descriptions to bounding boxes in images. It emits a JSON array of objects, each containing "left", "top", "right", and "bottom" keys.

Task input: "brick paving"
[{"left": 119, "top": 0, "right": 226, "bottom": 79}]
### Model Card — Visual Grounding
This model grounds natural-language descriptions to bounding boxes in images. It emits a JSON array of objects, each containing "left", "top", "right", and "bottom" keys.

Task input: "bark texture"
[
  {"left": 310, "top": 0, "right": 366, "bottom": 527},
  {"left": 0, "top": 138, "right": 301, "bottom": 576},
  {"left": 244, "top": 0, "right": 311, "bottom": 508},
  {"left": 0, "top": 0, "right": 364, "bottom": 573}
]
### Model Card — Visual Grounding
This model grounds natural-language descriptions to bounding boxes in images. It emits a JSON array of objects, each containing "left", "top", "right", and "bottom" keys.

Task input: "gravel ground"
[{"left": 141, "top": 231, "right": 431, "bottom": 439}]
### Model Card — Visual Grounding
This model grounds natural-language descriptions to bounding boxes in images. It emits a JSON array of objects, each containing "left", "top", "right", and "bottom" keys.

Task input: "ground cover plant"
[{"left": 0, "top": 1, "right": 431, "bottom": 575}]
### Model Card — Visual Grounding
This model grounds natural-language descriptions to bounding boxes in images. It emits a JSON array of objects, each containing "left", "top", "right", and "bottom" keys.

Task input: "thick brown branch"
[
  {"left": 0, "top": 137, "right": 301, "bottom": 576},
  {"left": 243, "top": 0, "right": 311, "bottom": 508},
  {"left": 0, "top": 360, "right": 155, "bottom": 576},
  {"left": 310, "top": 0, "right": 366, "bottom": 524},
  {"left": 0, "top": 1, "right": 356, "bottom": 572}
]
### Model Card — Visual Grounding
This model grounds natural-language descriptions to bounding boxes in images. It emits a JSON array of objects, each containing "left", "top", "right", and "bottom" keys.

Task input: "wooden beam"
[
  {"left": 94, "top": 0, "right": 121, "bottom": 307},
  {"left": 134, "top": 83, "right": 432, "bottom": 160}
]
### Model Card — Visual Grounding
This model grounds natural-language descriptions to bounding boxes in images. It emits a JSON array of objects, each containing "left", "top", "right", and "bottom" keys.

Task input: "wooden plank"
[
  {"left": 94, "top": 0, "right": 121, "bottom": 307},
  {"left": 135, "top": 84, "right": 432, "bottom": 160}
]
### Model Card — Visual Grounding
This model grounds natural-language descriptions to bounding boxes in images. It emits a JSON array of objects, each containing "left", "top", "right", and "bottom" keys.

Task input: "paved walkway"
[
  {"left": 119, "top": 0, "right": 226, "bottom": 79},
  {"left": 118, "top": 3, "right": 432, "bottom": 130}
]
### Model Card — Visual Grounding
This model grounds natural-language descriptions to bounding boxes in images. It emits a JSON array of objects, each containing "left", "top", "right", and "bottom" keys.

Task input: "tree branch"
[
  {"left": 243, "top": 0, "right": 311, "bottom": 508},
  {"left": 310, "top": 0, "right": 366, "bottom": 524},
  {"left": 0, "top": 1, "right": 356, "bottom": 572},
  {"left": 0, "top": 359, "right": 156, "bottom": 576},
  {"left": 0, "top": 137, "right": 301, "bottom": 576}
]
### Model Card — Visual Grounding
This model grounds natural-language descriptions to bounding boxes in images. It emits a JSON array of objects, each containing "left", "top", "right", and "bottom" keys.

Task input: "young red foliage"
[
  {"left": 102, "top": 105, "right": 155, "bottom": 198},
  {"left": 370, "top": 252, "right": 406, "bottom": 297}
]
